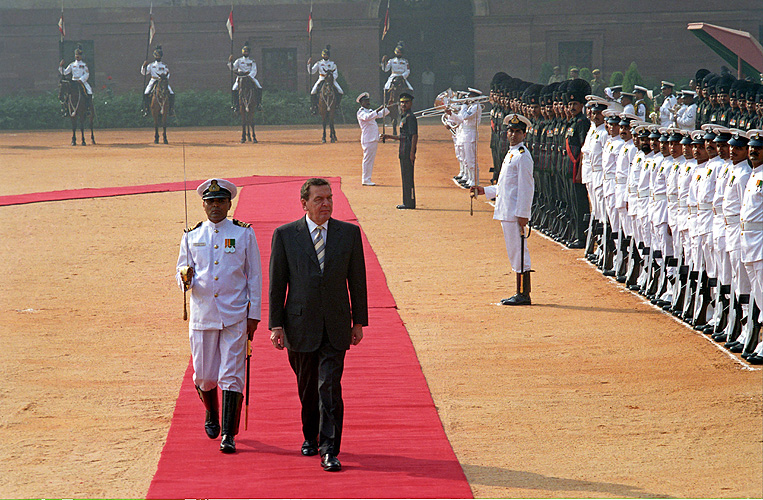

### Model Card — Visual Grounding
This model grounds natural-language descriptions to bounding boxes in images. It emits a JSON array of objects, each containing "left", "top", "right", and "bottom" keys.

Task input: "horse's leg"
[
  {"left": 71, "top": 120, "right": 77, "bottom": 146},
  {"left": 90, "top": 112, "right": 96, "bottom": 145},
  {"left": 330, "top": 115, "right": 337, "bottom": 143},
  {"left": 154, "top": 123, "right": 159, "bottom": 144},
  {"left": 322, "top": 117, "right": 327, "bottom": 143},
  {"left": 163, "top": 120, "right": 168, "bottom": 145},
  {"left": 251, "top": 121, "right": 257, "bottom": 143},
  {"left": 241, "top": 121, "right": 247, "bottom": 143},
  {"left": 80, "top": 118, "right": 87, "bottom": 146}
]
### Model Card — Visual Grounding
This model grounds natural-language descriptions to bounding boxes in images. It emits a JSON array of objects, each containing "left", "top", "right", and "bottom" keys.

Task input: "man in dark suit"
[{"left": 269, "top": 178, "right": 368, "bottom": 472}]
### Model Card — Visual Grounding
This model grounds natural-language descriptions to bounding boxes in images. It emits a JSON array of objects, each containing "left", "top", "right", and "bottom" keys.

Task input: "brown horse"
[
  {"left": 151, "top": 75, "right": 170, "bottom": 144},
  {"left": 237, "top": 75, "right": 259, "bottom": 143},
  {"left": 383, "top": 76, "right": 409, "bottom": 136},
  {"left": 58, "top": 76, "right": 95, "bottom": 146},
  {"left": 318, "top": 72, "right": 338, "bottom": 143}
]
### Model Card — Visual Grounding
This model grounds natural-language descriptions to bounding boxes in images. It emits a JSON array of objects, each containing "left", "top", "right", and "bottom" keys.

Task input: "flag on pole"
[
  {"left": 149, "top": 15, "right": 156, "bottom": 44},
  {"left": 382, "top": 0, "right": 390, "bottom": 40},
  {"left": 226, "top": 9, "right": 235, "bottom": 41},
  {"left": 58, "top": 14, "right": 65, "bottom": 37},
  {"left": 307, "top": 1, "right": 313, "bottom": 39}
]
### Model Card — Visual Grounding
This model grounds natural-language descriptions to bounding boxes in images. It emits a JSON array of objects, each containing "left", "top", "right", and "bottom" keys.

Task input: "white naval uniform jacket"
[
  {"left": 59, "top": 60, "right": 92, "bottom": 94},
  {"left": 357, "top": 106, "right": 390, "bottom": 144},
  {"left": 382, "top": 56, "right": 413, "bottom": 90},
  {"left": 614, "top": 140, "right": 636, "bottom": 209},
  {"left": 229, "top": 56, "right": 262, "bottom": 89},
  {"left": 448, "top": 103, "right": 482, "bottom": 143},
  {"left": 602, "top": 136, "right": 624, "bottom": 200},
  {"left": 589, "top": 123, "right": 608, "bottom": 190},
  {"left": 660, "top": 94, "right": 678, "bottom": 127},
  {"left": 723, "top": 159, "right": 753, "bottom": 253},
  {"left": 484, "top": 142, "right": 534, "bottom": 222},
  {"left": 176, "top": 218, "right": 262, "bottom": 330},
  {"left": 741, "top": 165, "right": 763, "bottom": 263},
  {"left": 676, "top": 103, "right": 697, "bottom": 131},
  {"left": 142, "top": 61, "right": 173, "bottom": 94},
  {"left": 666, "top": 155, "right": 685, "bottom": 229},
  {"left": 649, "top": 154, "right": 670, "bottom": 226},
  {"left": 695, "top": 156, "right": 721, "bottom": 236}
]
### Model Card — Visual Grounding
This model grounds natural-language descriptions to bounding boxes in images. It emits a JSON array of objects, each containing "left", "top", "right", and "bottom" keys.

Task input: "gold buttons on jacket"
[
  {"left": 214, "top": 245, "right": 219, "bottom": 249},
  {"left": 214, "top": 261, "right": 218, "bottom": 265}
]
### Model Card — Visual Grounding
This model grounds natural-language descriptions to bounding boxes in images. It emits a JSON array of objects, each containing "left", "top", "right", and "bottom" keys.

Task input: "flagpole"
[
  {"left": 143, "top": 2, "right": 153, "bottom": 92},
  {"left": 58, "top": 0, "right": 65, "bottom": 63},
  {"left": 307, "top": 0, "right": 313, "bottom": 95},
  {"left": 229, "top": 3, "right": 234, "bottom": 94}
]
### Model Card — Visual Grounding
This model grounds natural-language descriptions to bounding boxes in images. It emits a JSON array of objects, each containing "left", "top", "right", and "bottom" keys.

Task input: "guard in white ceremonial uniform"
[
  {"left": 381, "top": 41, "right": 413, "bottom": 92},
  {"left": 59, "top": 44, "right": 93, "bottom": 110},
  {"left": 582, "top": 96, "right": 609, "bottom": 260},
  {"left": 612, "top": 113, "right": 638, "bottom": 278},
  {"left": 141, "top": 45, "right": 174, "bottom": 117},
  {"left": 356, "top": 92, "right": 390, "bottom": 186},
  {"left": 228, "top": 41, "right": 263, "bottom": 113},
  {"left": 659, "top": 81, "right": 678, "bottom": 127},
  {"left": 445, "top": 88, "right": 483, "bottom": 188},
  {"left": 176, "top": 178, "right": 262, "bottom": 454},
  {"left": 738, "top": 130, "right": 763, "bottom": 363},
  {"left": 471, "top": 114, "right": 534, "bottom": 305},
  {"left": 676, "top": 91, "right": 697, "bottom": 131},
  {"left": 633, "top": 86, "right": 648, "bottom": 121},
  {"left": 308, "top": 45, "right": 343, "bottom": 114}
]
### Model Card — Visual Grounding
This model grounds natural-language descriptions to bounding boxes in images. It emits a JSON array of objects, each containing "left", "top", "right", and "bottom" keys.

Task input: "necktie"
[{"left": 313, "top": 226, "right": 325, "bottom": 272}]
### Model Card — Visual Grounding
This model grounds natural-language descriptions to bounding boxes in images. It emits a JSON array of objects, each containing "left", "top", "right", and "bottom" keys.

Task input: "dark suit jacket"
[{"left": 269, "top": 216, "right": 368, "bottom": 352}]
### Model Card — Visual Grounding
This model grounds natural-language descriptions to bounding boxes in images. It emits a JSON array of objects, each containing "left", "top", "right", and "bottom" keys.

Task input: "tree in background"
[
  {"left": 609, "top": 71, "right": 624, "bottom": 87},
  {"left": 622, "top": 62, "right": 644, "bottom": 92},
  {"left": 578, "top": 67, "right": 593, "bottom": 83},
  {"left": 539, "top": 62, "right": 553, "bottom": 85}
]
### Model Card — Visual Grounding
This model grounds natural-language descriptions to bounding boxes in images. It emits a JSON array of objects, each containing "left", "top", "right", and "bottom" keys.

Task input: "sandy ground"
[{"left": 0, "top": 123, "right": 761, "bottom": 499}]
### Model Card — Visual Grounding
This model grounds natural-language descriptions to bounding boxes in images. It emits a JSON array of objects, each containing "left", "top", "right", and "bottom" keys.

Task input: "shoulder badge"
[
  {"left": 185, "top": 221, "right": 203, "bottom": 233},
  {"left": 232, "top": 219, "right": 251, "bottom": 228},
  {"left": 518, "top": 146, "right": 525, "bottom": 153}
]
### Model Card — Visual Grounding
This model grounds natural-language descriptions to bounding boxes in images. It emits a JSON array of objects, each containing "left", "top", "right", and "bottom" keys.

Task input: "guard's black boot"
[
  {"left": 501, "top": 272, "right": 532, "bottom": 306},
  {"left": 310, "top": 93, "right": 318, "bottom": 115},
  {"left": 742, "top": 303, "right": 761, "bottom": 357},
  {"left": 168, "top": 93, "right": 176, "bottom": 117},
  {"left": 220, "top": 390, "right": 244, "bottom": 454},
  {"left": 231, "top": 90, "right": 239, "bottom": 113},
  {"left": 693, "top": 272, "right": 712, "bottom": 328},
  {"left": 625, "top": 239, "right": 642, "bottom": 288},
  {"left": 682, "top": 270, "right": 698, "bottom": 322},
  {"left": 142, "top": 93, "right": 151, "bottom": 117},
  {"left": 254, "top": 87, "right": 263, "bottom": 110},
  {"left": 724, "top": 294, "right": 746, "bottom": 346},
  {"left": 616, "top": 235, "right": 631, "bottom": 281},
  {"left": 713, "top": 284, "right": 731, "bottom": 335},
  {"left": 196, "top": 386, "right": 220, "bottom": 439},
  {"left": 671, "top": 265, "right": 689, "bottom": 314}
]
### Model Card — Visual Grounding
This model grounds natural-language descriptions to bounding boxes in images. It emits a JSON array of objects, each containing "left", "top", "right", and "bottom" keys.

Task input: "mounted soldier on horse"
[
  {"left": 381, "top": 41, "right": 414, "bottom": 136},
  {"left": 229, "top": 41, "right": 262, "bottom": 143},
  {"left": 308, "top": 45, "right": 344, "bottom": 143},
  {"left": 142, "top": 45, "right": 175, "bottom": 144},
  {"left": 58, "top": 43, "right": 95, "bottom": 146}
]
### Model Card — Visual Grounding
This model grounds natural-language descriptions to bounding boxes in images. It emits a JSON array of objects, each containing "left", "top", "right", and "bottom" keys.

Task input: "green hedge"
[{"left": 0, "top": 88, "right": 360, "bottom": 130}]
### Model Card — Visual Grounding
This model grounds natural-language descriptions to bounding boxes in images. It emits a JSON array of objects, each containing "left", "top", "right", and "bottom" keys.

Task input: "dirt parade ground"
[{"left": 0, "top": 123, "right": 761, "bottom": 499}]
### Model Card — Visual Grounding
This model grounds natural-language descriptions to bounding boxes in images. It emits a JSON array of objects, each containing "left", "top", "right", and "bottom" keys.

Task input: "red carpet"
[{"left": 139, "top": 176, "right": 471, "bottom": 498}]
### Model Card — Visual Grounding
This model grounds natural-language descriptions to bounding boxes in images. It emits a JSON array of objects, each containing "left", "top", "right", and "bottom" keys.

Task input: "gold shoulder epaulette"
[
  {"left": 232, "top": 219, "right": 251, "bottom": 228},
  {"left": 185, "top": 221, "right": 203, "bottom": 233},
  {"left": 518, "top": 146, "right": 525, "bottom": 153}
]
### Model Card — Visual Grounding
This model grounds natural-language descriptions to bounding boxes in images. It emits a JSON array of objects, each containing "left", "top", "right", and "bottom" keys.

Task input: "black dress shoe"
[
  {"left": 741, "top": 351, "right": 754, "bottom": 360},
  {"left": 321, "top": 454, "right": 341, "bottom": 471},
  {"left": 301, "top": 440, "right": 319, "bottom": 456},
  {"left": 712, "top": 333, "right": 727, "bottom": 342},
  {"left": 500, "top": 294, "right": 531, "bottom": 306},
  {"left": 724, "top": 340, "right": 741, "bottom": 349},
  {"left": 396, "top": 205, "right": 414, "bottom": 210},
  {"left": 567, "top": 239, "right": 585, "bottom": 249},
  {"left": 220, "top": 434, "right": 236, "bottom": 454},
  {"left": 602, "top": 269, "right": 616, "bottom": 277},
  {"left": 729, "top": 343, "right": 744, "bottom": 353},
  {"left": 747, "top": 355, "right": 763, "bottom": 365}
]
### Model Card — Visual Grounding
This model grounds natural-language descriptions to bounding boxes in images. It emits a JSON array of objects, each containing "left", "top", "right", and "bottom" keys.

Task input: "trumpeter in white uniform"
[
  {"left": 381, "top": 41, "right": 413, "bottom": 92},
  {"left": 471, "top": 113, "right": 535, "bottom": 305},
  {"left": 141, "top": 45, "right": 175, "bottom": 117},
  {"left": 445, "top": 88, "right": 483, "bottom": 188},
  {"left": 176, "top": 178, "right": 262, "bottom": 454},
  {"left": 633, "top": 86, "right": 648, "bottom": 121},
  {"left": 676, "top": 90, "right": 698, "bottom": 131},
  {"left": 308, "top": 45, "right": 344, "bottom": 114},
  {"left": 228, "top": 41, "right": 263, "bottom": 113},
  {"left": 355, "top": 92, "right": 390, "bottom": 186}
]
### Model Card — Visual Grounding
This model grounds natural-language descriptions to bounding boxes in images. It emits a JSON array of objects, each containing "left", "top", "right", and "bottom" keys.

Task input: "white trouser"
[
  {"left": 384, "top": 74, "right": 414, "bottom": 91},
  {"left": 190, "top": 319, "right": 247, "bottom": 393},
  {"left": 361, "top": 140, "right": 378, "bottom": 184},
  {"left": 462, "top": 140, "right": 477, "bottom": 186},
  {"left": 232, "top": 76, "right": 262, "bottom": 90},
  {"left": 144, "top": 79, "right": 174, "bottom": 95},
  {"left": 501, "top": 220, "right": 531, "bottom": 272},
  {"left": 743, "top": 260, "right": 763, "bottom": 323},
  {"left": 638, "top": 215, "right": 651, "bottom": 247},
  {"left": 730, "top": 249, "right": 751, "bottom": 297},
  {"left": 311, "top": 78, "right": 343, "bottom": 94},
  {"left": 714, "top": 235, "right": 732, "bottom": 285},
  {"left": 605, "top": 195, "right": 619, "bottom": 232},
  {"left": 699, "top": 232, "right": 716, "bottom": 278},
  {"left": 653, "top": 222, "right": 669, "bottom": 265},
  {"left": 618, "top": 208, "right": 631, "bottom": 236}
]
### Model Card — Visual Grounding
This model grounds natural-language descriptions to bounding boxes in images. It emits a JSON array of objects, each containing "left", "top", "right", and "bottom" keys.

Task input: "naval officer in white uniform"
[
  {"left": 471, "top": 113, "right": 535, "bottom": 306},
  {"left": 356, "top": 92, "right": 390, "bottom": 186},
  {"left": 176, "top": 178, "right": 262, "bottom": 454}
]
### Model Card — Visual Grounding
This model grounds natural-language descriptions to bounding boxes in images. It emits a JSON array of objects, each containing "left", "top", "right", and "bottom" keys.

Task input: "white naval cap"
[
  {"left": 633, "top": 85, "right": 648, "bottom": 93},
  {"left": 661, "top": 81, "right": 675, "bottom": 88},
  {"left": 197, "top": 178, "right": 238, "bottom": 200},
  {"left": 356, "top": 92, "right": 370, "bottom": 103},
  {"left": 503, "top": 113, "right": 532, "bottom": 129}
]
